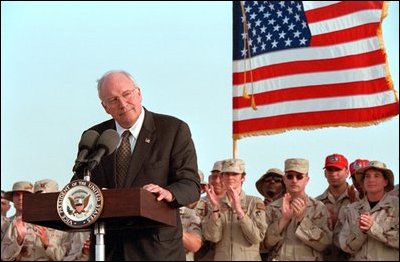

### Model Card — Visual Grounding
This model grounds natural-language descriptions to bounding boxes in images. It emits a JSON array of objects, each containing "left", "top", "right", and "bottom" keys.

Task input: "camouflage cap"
[
  {"left": 256, "top": 168, "right": 284, "bottom": 196},
  {"left": 210, "top": 160, "right": 223, "bottom": 172},
  {"left": 34, "top": 179, "right": 59, "bottom": 193},
  {"left": 221, "top": 158, "right": 245, "bottom": 174},
  {"left": 285, "top": 158, "right": 309, "bottom": 174},
  {"left": 355, "top": 160, "right": 394, "bottom": 192},
  {"left": 198, "top": 170, "right": 207, "bottom": 185},
  {"left": 4, "top": 181, "right": 34, "bottom": 201}
]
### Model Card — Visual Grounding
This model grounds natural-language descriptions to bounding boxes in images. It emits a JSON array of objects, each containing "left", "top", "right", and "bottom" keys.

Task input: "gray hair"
[{"left": 96, "top": 70, "right": 137, "bottom": 98}]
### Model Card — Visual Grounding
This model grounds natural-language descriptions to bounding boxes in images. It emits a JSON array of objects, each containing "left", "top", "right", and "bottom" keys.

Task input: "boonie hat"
[
  {"left": 4, "top": 181, "right": 34, "bottom": 201},
  {"left": 355, "top": 160, "right": 394, "bottom": 192},
  {"left": 324, "top": 153, "right": 348, "bottom": 169},
  {"left": 221, "top": 159, "right": 245, "bottom": 174},
  {"left": 285, "top": 158, "right": 309, "bottom": 174},
  {"left": 34, "top": 179, "right": 59, "bottom": 193},
  {"left": 256, "top": 168, "right": 284, "bottom": 196}
]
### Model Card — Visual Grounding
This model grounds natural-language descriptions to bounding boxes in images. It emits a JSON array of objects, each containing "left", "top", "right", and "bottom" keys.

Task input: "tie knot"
[{"left": 122, "top": 130, "right": 131, "bottom": 138}]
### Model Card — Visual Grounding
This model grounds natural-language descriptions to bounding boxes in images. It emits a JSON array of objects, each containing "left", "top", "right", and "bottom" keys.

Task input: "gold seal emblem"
[{"left": 57, "top": 180, "right": 103, "bottom": 228}]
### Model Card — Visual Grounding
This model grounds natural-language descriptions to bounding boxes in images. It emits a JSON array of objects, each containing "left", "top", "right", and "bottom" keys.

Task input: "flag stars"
[
  {"left": 241, "top": 48, "right": 247, "bottom": 57},
  {"left": 282, "top": 16, "right": 289, "bottom": 24},
  {"left": 299, "top": 37, "right": 308, "bottom": 45},
  {"left": 260, "top": 26, "right": 267, "bottom": 33},
  {"left": 268, "top": 18, "right": 276, "bottom": 25},
  {"left": 285, "top": 38, "right": 292, "bottom": 46},
  {"left": 233, "top": 1, "right": 311, "bottom": 59},
  {"left": 293, "top": 30, "right": 301, "bottom": 38},
  {"left": 268, "top": 3, "right": 275, "bottom": 10}
]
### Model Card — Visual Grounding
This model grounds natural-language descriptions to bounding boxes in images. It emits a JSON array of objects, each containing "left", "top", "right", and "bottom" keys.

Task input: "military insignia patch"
[{"left": 57, "top": 180, "right": 103, "bottom": 228}]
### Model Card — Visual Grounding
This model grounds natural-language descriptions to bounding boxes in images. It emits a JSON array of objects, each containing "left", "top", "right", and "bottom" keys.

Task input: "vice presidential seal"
[{"left": 57, "top": 180, "right": 103, "bottom": 228}]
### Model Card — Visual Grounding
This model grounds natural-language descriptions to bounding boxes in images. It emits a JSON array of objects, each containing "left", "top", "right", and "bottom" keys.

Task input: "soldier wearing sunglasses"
[{"left": 263, "top": 158, "right": 332, "bottom": 261}]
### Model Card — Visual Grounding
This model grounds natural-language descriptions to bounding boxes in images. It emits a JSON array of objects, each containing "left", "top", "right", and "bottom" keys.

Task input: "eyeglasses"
[
  {"left": 103, "top": 89, "right": 137, "bottom": 107},
  {"left": 285, "top": 174, "right": 305, "bottom": 180},
  {"left": 264, "top": 177, "right": 282, "bottom": 183}
]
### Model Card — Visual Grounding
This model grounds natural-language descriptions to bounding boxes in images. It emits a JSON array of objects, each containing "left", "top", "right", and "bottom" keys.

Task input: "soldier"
[
  {"left": 264, "top": 158, "right": 332, "bottom": 261},
  {"left": 1, "top": 179, "right": 69, "bottom": 261},
  {"left": 62, "top": 231, "right": 90, "bottom": 261},
  {"left": 1, "top": 190, "right": 11, "bottom": 239},
  {"left": 202, "top": 158, "right": 267, "bottom": 260},
  {"left": 349, "top": 159, "right": 370, "bottom": 200},
  {"left": 316, "top": 153, "right": 354, "bottom": 260},
  {"left": 180, "top": 206, "right": 202, "bottom": 261},
  {"left": 256, "top": 168, "right": 285, "bottom": 260},
  {"left": 1, "top": 181, "right": 34, "bottom": 260},
  {"left": 256, "top": 168, "right": 285, "bottom": 206},
  {"left": 1, "top": 190, "right": 11, "bottom": 217},
  {"left": 181, "top": 170, "right": 204, "bottom": 261},
  {"left": 339, "top": 160, "right": 399, "bottom": 261},
  {"left": 194, "top": 160, "right": 224, "bottom": 261}
]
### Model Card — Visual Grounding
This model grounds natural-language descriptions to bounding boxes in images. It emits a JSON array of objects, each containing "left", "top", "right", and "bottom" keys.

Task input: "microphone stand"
[{"left": 83, "top": 169, "right": 105, "bottom": 261}]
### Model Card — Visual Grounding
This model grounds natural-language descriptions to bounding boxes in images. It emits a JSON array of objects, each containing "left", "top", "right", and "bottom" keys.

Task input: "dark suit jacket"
[{"left": 72, "top": 108, "right": 200, "bottom": 261}]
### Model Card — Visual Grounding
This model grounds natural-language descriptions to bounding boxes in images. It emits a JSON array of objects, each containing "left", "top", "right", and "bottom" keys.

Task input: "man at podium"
[{"left": 72, "top": 70, "right": 200, "bottom": 261}]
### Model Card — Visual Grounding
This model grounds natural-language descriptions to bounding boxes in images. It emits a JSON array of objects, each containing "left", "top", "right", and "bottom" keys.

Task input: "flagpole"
[{"left": 233, "top": 139, "right": 237, "bottom": 159}]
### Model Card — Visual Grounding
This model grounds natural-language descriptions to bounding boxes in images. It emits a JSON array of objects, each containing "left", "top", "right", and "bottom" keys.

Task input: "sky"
[{"left": 2, "top": 2, "right": 399, "bottom": 216}]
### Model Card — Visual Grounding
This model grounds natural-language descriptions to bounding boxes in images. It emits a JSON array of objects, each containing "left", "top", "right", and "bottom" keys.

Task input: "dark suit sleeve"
[{"left": 165, "top": 121, "right": 200, "bottom": 208}]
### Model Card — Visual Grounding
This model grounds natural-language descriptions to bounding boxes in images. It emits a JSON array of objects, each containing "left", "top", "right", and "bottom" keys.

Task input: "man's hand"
[{"left": 143, "top": 183, "right": 175, "bottom": 202}]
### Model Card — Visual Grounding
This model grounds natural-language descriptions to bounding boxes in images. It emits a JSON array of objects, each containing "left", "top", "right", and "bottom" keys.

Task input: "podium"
[{"left": 23, "top": 187, "right": 176, "bottom": 231}]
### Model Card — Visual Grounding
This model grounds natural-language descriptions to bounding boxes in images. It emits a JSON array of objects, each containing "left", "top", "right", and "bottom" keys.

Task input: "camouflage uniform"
[
  {"left": 62, "top": 231, "right": 90, "bottom": 261},
  {"left": 203, "top": 190, "right": 267, "bottom": 261},
  {"left": 264, "top": 195, "right": 332, "bottom": 261},
  {"left": 1, "top": 215, "right": 10, "bottom": 240},
  {"left": 194, "top": 196, "right": 216, "bottom": 261},
  {"left": 180, "top": 206, "right": 202, "bottom": 261},
  {"left": 338, "top": 193, "right": 399, "bottom": 261},
  {"left": 1, "top": 216, "right": 69, "bottom": 261},
  {"left": 316, "top": 184, "right": 356, "bottom": 260}
]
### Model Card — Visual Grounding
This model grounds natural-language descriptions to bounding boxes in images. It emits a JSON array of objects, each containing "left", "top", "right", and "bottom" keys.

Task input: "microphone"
[
  {"left": 72, "top": 130, "right": 100, "bottom": 172},
  {"left": 86, "top": 129, "right": 119, "bottom": 171}
]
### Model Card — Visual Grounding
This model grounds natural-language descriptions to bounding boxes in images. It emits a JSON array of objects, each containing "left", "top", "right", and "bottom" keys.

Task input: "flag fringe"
[
  {"left": 378, "top": 1, "right": 399, "bottom": 103},
  {"left": 233, "top": 116, "right": 398, "bottom": 140}
]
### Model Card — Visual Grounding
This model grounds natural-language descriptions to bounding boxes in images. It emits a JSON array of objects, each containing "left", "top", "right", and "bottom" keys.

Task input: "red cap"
[
  {"left": 324, "top": 154, "right": 348, "bottom": 169},
  {"left": 349, "top": 159, "right": 369, "bottom": 175}
]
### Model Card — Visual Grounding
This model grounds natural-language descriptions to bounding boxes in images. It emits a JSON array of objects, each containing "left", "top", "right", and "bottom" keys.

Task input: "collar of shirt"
[{"left": 115, "top": 107, "right": 145, "bottom": 151}]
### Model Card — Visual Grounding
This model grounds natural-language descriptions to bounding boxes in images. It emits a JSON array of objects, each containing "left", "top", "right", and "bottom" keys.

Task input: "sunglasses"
[
  {"left": 264, "top": 177, "right": 282, "bottom": 183},
  {"left": 285, "top": 174, "right": 305, "bottom": 180}
]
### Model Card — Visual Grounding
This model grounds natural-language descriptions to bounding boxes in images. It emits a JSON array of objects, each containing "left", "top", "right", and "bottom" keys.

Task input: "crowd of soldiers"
[{"left": 1, "top": 154, "right": 399, "bottom": 261}]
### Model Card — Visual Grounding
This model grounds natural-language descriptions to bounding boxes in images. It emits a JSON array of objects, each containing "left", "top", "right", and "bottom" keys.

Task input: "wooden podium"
[{"left": 23, "top": 187, "right": 176, "bottom": 231}]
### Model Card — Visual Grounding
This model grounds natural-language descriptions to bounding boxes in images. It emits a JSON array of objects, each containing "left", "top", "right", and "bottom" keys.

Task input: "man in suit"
[{"left": 72, "top": 70, "right": 200, "bottom": 261}]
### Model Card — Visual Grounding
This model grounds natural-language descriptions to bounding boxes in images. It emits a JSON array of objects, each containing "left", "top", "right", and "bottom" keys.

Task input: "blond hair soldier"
[{"left": 264, "top": 158, "right": 332, "bottom": 261}]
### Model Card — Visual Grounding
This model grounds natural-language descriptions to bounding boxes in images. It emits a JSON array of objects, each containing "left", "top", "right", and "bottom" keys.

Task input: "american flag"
[{"left": 232, "top": 1, "right": 399, "bottom": 140}]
